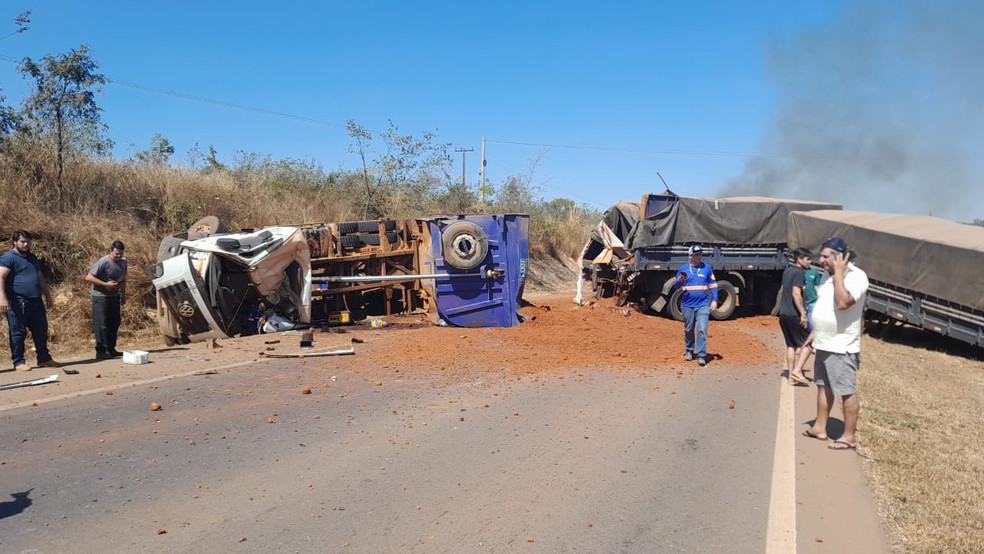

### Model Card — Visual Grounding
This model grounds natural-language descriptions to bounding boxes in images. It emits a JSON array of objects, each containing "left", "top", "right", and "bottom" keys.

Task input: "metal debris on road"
[
  {"left": 0, "top": 374, "right": 59, "bottom": 391},
  {"left": 258, "top": 348, "right": 355, "bottom": 359}
]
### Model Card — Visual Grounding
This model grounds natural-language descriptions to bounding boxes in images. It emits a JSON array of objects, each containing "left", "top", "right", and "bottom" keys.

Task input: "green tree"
[
  {"left": 0, "top": 91, "right": 15, "bottom": 140},
  {"left": 18, "top": 44, "right": 110, "bottom": 188},
  {"left": 188, "top": 142, "right": 228, "bottom": 173},
  {"left": 0, "top": 11, "right": 30, "bottom": 141},
  {"left": 134, "top": 133, "right": 175, "bottom": 165},
  {"left": 346, "top": 119, "right": 453, "bottom": 218}
]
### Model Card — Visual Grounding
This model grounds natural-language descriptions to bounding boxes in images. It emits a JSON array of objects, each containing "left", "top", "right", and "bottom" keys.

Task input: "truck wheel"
[
  {"left": 156, "top": 235, "right": 186, "bottom": 262},
  {"left": 441, "top": 221, "right": 489, "bottom": 270},
  {"left": 666, "top": 288, "right": 685, "bottom": 322},
  {"left": 187, "top": 216, "right": 227, "bottom": 240},
  {"left": 361, "top": 232, "right": 399, "bottom": 246},
  {"left": 341, "top": 235, "right": 363, "bottom": 249},
  {"left": 758, "top": 282, "right": 781, "bottom": 316},
  {"left": 711, "top": 281, "right": 737, "bottom": 320},
  {"left": 338, "top": 221, "right": 360, "bottom": 235}
]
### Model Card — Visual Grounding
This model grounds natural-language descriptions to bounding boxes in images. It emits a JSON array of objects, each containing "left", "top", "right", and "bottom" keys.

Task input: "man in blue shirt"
[
  {"left": 675, "top": 245, "right": 719, "bottom": 366},
  {"left": 0, "top": 230, "right": 61, "bottom": 371}
]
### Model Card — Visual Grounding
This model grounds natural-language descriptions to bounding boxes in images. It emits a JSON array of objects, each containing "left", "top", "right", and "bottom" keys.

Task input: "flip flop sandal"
[
  {"left": 802, "top": 429, "right": 827, "bottom": 440},
  {"left": 789, "top": 373, "right": 810, "bottom": 385}
]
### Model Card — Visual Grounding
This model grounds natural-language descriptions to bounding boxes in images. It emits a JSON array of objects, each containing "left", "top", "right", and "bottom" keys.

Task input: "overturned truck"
[
  {"left": 787, "top": 210, "right": 984, "bottom": 348},
  {"left": 578, "top": 192, "right": 840, "bottom": 320},
  {"left": 151, "top": 214, "right": 529, "bottom": 344}
]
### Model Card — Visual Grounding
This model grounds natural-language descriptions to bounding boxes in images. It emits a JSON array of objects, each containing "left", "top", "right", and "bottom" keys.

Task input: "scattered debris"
[
  {"left": 0, "top": 374, "right": 58, "bottom": 391},
  {"left": 351, "top": 338, "right": 364, "bottom": 344},
  {"left": 263, "top": 339, "right": 280, "bottom": 345},
  {"left": 150, "top": 402, "right": 162, "bottom": 411},
  {"left": 194, "top": 369, "right": 218, "bottom": 376},
  {"left": 729, "top": 400, "right": 736, "bottom": 410},
  {"left": 302, "top": 387, "right": 312, "bottom": 395},
  {"left": 259, "top": 348, "right": 355, "bottom": 359},
  {"left": 62, "top": 367, "right": 79, "bottom": 375}
]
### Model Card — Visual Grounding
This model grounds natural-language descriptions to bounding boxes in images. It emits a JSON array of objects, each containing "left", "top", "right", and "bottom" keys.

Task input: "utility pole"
[
  {"left": 480, "top": 137, "right": 487, "bottom": 204},
  {"left": 455, "top": 146, "right": 473, "bottom": 188}
]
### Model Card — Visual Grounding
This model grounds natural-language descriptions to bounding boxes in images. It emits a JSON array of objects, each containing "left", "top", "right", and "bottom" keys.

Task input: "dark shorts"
[{"left": 779, "top": 315, "right": 810, "bottom": 348}]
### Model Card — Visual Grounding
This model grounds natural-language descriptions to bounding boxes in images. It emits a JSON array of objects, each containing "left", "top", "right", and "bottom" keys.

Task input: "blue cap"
[
  {"left": 822, "top": 237, "right": 849, "bottom": 254},
  {"left": 688, "top": 245, "right": 703, "bottom": 256}
]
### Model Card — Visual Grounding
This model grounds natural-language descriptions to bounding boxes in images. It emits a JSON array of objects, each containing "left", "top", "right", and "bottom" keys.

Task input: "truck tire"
[
  {"left": 156, "top": 235, "right": 186, "bottom": 262},
  {"left": 338, "top": 221, "right": 360, "bottom": 235},
  {"left": 357, "top": 220, "right": 397, "bottom": 233},
  {"left": 441, "top": 221, "right": 489, "bottom": 270},
  {"left": 759, "top": 282, "right": 781, "bottom": 316},
  {"left": 711, "top": 281, "right": 737, "bottom": 320},
  {"left": 361, "top": 232, "right": 399, "bottom": 246},
  {"left": 666, "top": 288, "right": 685, "bottom": 322},
  {"left": 341, "top": 235, "right": 363, "bottom": 249},
  {"left": 187, "top": 216, "right": 227, "bottom": 240}
]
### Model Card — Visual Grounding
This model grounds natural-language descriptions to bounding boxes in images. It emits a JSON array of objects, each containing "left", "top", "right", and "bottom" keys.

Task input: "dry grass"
[
  {"left": 859, "top": 328, "right": 984, "bottom": 554},
  {"left": 0, "top": 154, "right": 598, "bottom": 363}
]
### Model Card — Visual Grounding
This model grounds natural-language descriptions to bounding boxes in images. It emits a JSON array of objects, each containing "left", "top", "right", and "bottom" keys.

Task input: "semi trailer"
[{"left": 578, "top": 192, "right": 840, "bottom": 320}]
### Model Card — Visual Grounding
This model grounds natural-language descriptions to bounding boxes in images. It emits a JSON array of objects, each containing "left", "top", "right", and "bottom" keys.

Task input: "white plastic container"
[{"left": 123, "top": 350, "right": 149, "bottom": 365}]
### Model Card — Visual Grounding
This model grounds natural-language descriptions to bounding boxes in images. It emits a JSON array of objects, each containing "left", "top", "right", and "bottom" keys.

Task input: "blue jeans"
[
  {"left": 683, "top": 304, "right": 710, "bottom": 358},
  {"left": 6, "top": 296, "right": 52, "bottom": 366}
]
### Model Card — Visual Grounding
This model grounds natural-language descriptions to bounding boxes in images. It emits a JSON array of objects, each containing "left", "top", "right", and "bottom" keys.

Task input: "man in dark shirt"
[
  {"left": 0, "top": 230, "right": 61, "bottom": 371},
  {"left": 779, "top": 248, "right": 812, "bottom": 384}
]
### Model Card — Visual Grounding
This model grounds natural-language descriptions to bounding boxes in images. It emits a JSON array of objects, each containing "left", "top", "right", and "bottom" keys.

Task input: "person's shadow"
[{"left": 0, "top": 489, "right": 33, "bottom": 519}]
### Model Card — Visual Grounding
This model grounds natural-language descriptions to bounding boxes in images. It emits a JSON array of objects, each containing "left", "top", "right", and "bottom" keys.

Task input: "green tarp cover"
[{"left": 787, "top": 210, "right": 984, "bottom": 311}]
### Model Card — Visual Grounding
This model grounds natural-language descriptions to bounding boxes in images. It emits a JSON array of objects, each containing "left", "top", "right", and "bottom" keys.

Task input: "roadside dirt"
[{"left": 0, "top": 292, "right": 782, "bottom": 409}]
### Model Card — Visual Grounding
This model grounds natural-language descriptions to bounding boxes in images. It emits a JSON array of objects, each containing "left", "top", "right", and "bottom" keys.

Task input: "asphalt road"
[{"left": 1, "top": 358, "right": 783, "bottom": 553}]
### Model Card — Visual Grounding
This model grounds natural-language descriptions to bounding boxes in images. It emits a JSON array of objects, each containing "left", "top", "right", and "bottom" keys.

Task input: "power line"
[
  {"left": 486, "top": 138, "right": 768, "bottom": 159},
  {"left": 0, "top": 53, "right": 352, "bottom": 132},
  {"left": 107, "top": 78, "right": 350, "bottom": 130}
]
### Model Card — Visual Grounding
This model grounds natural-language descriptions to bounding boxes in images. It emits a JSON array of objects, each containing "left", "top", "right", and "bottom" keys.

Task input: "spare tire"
[
  {"left": 187, "top": 216, "right": 228, "bottom": 240},
  {"left": 441, "top": 221, "right": 489, "bottom": 271}
]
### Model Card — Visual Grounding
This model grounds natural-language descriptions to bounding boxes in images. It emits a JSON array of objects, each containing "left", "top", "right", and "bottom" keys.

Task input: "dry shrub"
[
  {"left": 859, "top": 332, "right": 984, "bottom": 554},
  {"left": 0, "top": 206, "right": 162, "bottom": 360}
]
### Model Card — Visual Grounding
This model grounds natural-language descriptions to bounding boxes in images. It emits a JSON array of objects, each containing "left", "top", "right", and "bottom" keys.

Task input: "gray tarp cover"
[
  {"left": 787, "top": 210, "right": 984, "bottom": 311},
  {"left": 589, "top": 202, "right": 640, "bottom": 245},
  {"left": 625, "top": 195, "right": 841, "bottom": 249}
]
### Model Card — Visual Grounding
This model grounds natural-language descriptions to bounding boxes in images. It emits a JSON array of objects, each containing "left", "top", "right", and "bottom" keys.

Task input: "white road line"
[
  {"left": 0, "top": 360, "right": 258, "bottom": 412},
  {"left": 765, "top": 378, "right": 797, "bottom": 553}
]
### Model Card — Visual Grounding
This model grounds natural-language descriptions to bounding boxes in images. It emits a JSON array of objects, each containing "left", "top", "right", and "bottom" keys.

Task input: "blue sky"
[{"left": 2, "top": 1, "right": 981, "bottom": 221}]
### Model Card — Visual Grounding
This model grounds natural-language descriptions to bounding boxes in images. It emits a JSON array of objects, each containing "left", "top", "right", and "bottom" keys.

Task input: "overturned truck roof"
[{"left": 787, "top": 210, "right": 984, "bottom": 311}]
